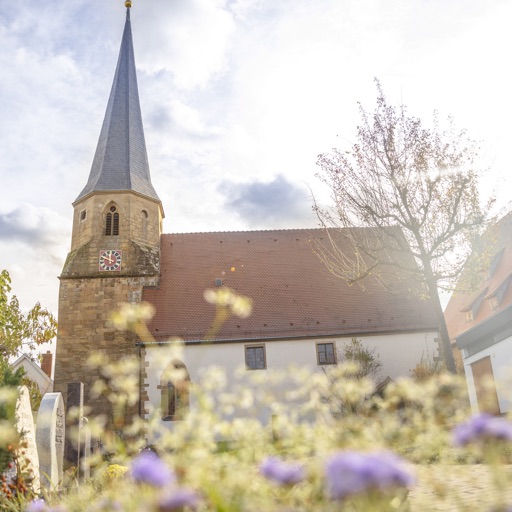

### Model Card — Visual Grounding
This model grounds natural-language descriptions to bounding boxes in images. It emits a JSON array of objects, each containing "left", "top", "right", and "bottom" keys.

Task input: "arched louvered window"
[
  {"left": 105, "top": 206, "right": 120, "bottom": 236},
  {"left": 158, "top": 360, "right": 190, "bottom": 421}
]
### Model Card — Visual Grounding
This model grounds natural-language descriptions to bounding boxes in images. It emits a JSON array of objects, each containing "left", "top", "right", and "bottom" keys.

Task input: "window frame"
[
  {"left": 141, "top": 210, "right": 148, "bottom": 239},
  {"left": 489, "top": 274, "right": 512, "bottom": 310},
  {"left": 159, "top": 361, "right": 190, "bottom": 422},
  {"left": 245, "top": 344, "right": 266, "bottom": 370},
  {"left": 489, "top": 249, "right": 504, "bottom": 278},
  {"left": 463, "top": 287, "right": 488, "bottom": 323},
  {"left": 316, "top": 341, "right": 337, "bottom": 365},
  {"left": 105, "top": 206, "right": 120, "bottom": 236}
]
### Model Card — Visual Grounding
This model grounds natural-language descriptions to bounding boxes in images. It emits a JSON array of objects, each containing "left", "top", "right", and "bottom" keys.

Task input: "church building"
[{"left": 53, "top": 3, "right": 440, "bottom": 426}]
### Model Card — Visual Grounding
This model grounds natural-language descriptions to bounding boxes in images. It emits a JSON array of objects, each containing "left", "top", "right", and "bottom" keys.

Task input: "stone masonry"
[{"left": 53, "top": 192, "right": 161, "bottom": 422}]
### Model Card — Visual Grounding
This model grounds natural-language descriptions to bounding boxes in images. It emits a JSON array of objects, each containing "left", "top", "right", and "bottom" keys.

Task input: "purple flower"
[
  {"left": 129, "top": 451, "right": 175, "bottom": 487},
  {"left": 260, "top": 456, "right": 306, "bottom": 485},
  {"left": 158, "top": 489, "right": 200, "bottom": 511},
  {"left": 453, "top": 414, "right": 512, "bottom": 446},
  {"left": 325, "top": 451, "right": 414, "bottom": 500},
  {"left": 26, "top": 500, "right": 49, "bottom": 512}
]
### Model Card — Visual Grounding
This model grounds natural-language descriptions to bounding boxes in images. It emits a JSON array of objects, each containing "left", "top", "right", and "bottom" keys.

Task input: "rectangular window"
[
  {"left": 105, "top": 214, "right": 112, "bottom": 235},
  {"left": 113, "top": 213, "right": 120, "bottom": 235},
  {"left": 489, "top": 249, "right": 504, "bottom": 277},
  {"left": 317, "top": 342, "right": 336, "bottom": 365},
  {"left": 245, "top": 345, "right": 266, "bottom": 370},
  {"left": 489, "top": 275, "right": 511, "bottom": 310}
]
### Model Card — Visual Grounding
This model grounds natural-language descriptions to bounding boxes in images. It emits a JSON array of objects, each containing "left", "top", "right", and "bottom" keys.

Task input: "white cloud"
[
  {"left": 0, "top": 204, "right": 69, "bottom": 314},
  {"left": 1, "top": 0, "right": 512, "bottom": 315},
  {"left": 220, "top": 174, "right": 316, "bottom": 229},
  {"left": 135, "top": 0, "right": 236, "bottom": 90},
  {"left": 0, "top": 203, "right": 69, "bottom": 251}
]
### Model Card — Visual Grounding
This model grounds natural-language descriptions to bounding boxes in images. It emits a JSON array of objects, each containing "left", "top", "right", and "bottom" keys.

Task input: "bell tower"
[{"left": 53, "top": 2, "right": 163, "bottom": 420}]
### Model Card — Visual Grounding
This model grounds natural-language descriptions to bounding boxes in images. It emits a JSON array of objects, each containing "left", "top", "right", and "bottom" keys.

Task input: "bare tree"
[{"left": 315, "top": 81, "right": 495, "bottom": 373}]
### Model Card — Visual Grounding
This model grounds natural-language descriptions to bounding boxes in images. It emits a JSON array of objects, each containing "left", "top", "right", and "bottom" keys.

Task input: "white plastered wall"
[
  {"left": 461, "top": 334, "right": 512, "bottom": 414},
  {"left": 144, "top": 331, "right": 438, "bottom": 427}
]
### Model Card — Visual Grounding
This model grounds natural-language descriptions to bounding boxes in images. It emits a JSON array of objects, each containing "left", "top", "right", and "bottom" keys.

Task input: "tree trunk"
[{"left": 426, "top": 278, "right": 456, "bottom": 374}]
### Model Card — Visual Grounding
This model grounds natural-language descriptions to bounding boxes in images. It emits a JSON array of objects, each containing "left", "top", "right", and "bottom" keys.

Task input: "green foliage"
[
  {"left": 0, "top": 269, "right": 57, "bottom": 360},
  {"left": 321, "top": 339, "right": 383, "bottom": 417},
  {"left": 0, "top": 269, "right": 56, "bottom": 491},
  {"left": 0, "top": 385, "right": 20, "bottom": 478},
  {"left": 0, "top": 365, "right": 24, "bottom": 388},
  {"left": 2, "top": 302, "right": 510, "bottom": 511},
  {"left": 20, "top": 377, "right": 42, "bottom": 412},
  {"left": 9, "top": 359, "right": 511, "bottom": 512},
  {"left": 0, "top": 364, "right": 42, "bottom": 412},
  {"left": 3, "top": 353, "right": 512, "bottom": 511},
  {"left": 410, "top": 353, "right": 444, "bottom": 382},
  {"left": 338, "top": 338, "right": 382, "bottom": 380}
]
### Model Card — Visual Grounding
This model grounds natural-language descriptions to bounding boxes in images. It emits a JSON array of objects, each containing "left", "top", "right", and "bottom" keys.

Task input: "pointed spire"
[{"left": 75, "top": 7, "right": 159, "bottom": 204}]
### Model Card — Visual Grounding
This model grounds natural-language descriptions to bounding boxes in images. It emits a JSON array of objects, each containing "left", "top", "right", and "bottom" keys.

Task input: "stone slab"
[
  {"left": 36, "top": 392, "right": 65, "bottom": 491},
  {"left": 14, "top": 386, "right": 40, "bottom": 494}
]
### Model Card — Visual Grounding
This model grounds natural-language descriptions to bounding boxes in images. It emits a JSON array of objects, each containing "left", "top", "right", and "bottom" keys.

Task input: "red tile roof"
[
  {"left": 445, "top": 212, "right": 512, "bottom": 341},
  {"left": 143, "top": 229, "right": 438, "bottom": 342}
]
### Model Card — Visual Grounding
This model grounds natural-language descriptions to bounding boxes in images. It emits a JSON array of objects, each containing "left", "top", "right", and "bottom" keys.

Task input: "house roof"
[
  {"left": 75, "top": 8, "right": 159, "bottom": 205},
  {"left": 11, "top": 354, "right": 52, "bottom": 387},
  {"left": 445, "top": 212, "right": 512, "bottom": 342},
  {"left": 143, "top": 228, "right": 438, "bottom": 342}
]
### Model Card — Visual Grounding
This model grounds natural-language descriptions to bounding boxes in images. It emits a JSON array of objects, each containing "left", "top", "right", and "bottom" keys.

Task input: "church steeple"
[
  {"left": 55, "top": 1, "right": 163, "bottom": 423},
  {"left": 75, "top": 5, "right": 159, "bottom": 204}
]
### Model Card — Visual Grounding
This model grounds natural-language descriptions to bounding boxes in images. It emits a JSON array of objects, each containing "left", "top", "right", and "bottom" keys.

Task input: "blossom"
[
  {"left": 453, "top": 414, "right": 512, "bottom": 446},
  {"left": 26, "top": 501, "right": 67, "bottom": 512},
  {"left": 104, "top": 463, "right": 129, "bottom": 480},
  {"left": 203, "top": 287, "right": 253, "bottom": 318},
  {"left": 26, "top": 500, "right": 51, "bottom": 512},
  {"left": 129, "top": 451, "right": 175, "bottom": 487},
  {"left": 260, "top": 456, "right": 305, "bottom": 485},
  {"left": 158, "top": 489, "right": 200, "bottom": 511},
  {"left": 110, "top": 302, "right": 155, "bottom": 331},
  {"left": 325, "top": 451, "right": 414, "bottom": 500}
]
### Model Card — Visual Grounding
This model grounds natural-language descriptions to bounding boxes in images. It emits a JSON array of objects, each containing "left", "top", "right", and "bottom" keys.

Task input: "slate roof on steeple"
[{"left": 75, "top": 8, "right": 159, "bottom": 203}]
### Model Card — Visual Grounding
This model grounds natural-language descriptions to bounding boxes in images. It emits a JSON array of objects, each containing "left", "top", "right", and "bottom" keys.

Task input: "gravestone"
[
  {"left": 13, "top": 386, "right": 40, "bottom": 494},
  {"left": 36, "top": 392, "right": 65, "bottom": 490},
  {"left": 65, "top": 382, "right": 84, "bottom": 472}
]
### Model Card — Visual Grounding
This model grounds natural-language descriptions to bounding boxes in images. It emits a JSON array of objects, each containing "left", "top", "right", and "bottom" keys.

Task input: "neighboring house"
[
  {"left": 53, "top": 6, "right": 440, "bottom": 425},
  {"left": 445, "top": 212, "right": 512, "bottom": 414},
  {"left": 11, "top": 352, "right": 53, "bottom": 395}
]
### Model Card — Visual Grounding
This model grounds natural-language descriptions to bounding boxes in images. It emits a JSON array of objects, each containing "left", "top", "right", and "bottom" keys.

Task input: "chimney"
[{"left": 41, "top": 351, "right": 53, "bottom": 379}]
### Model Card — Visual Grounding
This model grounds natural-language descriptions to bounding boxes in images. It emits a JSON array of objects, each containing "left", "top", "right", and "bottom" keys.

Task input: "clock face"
[{"left": 98, "top": 249, "right": 122, "bottom": 271}]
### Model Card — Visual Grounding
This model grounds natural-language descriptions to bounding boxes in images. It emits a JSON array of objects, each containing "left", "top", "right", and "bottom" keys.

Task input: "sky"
[{"left": 1, "top": 0, "right": 511, "bottom": 334}]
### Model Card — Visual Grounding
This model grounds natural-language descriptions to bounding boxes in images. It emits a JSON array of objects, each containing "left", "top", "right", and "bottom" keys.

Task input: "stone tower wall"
[
  {"left": 69, "top": 192, "right": 162, "bottom": 265},
  {"left": 54, "top": 190, "right": 162, "bottom": 423},
  {"left": 53, "top": 274, "right": 158, "bottom": 421}
]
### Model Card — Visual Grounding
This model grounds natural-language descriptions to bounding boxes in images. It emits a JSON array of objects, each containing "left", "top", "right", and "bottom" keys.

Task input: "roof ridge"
[{"left": 161, "top": 227, "right": 328, "bottom": 236}]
